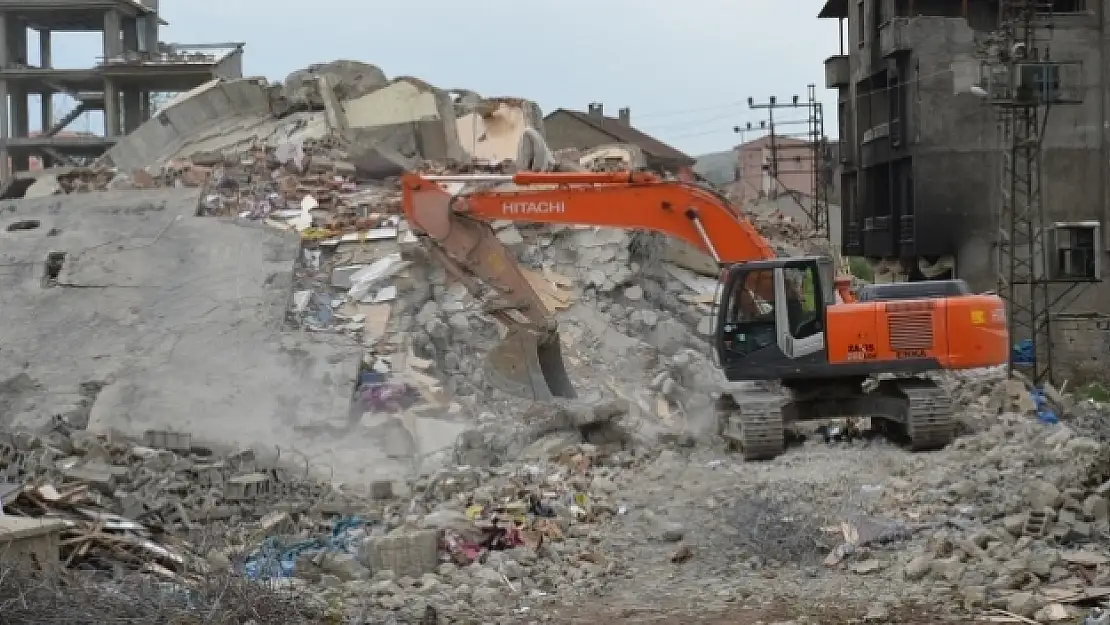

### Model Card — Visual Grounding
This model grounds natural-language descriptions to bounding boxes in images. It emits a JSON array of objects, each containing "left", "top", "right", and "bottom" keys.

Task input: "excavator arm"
[{"left": 400, "top": 170, "right": 797, "bottom": 400}]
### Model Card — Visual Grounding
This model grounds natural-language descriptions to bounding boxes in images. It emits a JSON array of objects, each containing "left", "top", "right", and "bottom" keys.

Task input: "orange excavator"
[{"left": 400, "top": 166, "right": 1008, "bottom": 460}]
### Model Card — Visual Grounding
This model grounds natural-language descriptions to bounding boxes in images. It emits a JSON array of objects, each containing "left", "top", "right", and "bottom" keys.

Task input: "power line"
[
  {"left": 634, "top": 60, "right": 1101, "bottom": 142},
  {"left": 742, "top": 87, "right": 830, "bottom": 239}
]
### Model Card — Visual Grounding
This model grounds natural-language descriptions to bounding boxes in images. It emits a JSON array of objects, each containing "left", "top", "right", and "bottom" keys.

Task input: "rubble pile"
[
  {"left": 0, "top": 424, "right": 365, "bottom": 572},
  {"left": 18, "top": 58, "right": 1100, "bottom": 623},
  {"left": 820, "top": 371, "right": 1110, "bottom": 622},
  {"left": 0, "top": 409, "right": 670, "bottom": 622}
]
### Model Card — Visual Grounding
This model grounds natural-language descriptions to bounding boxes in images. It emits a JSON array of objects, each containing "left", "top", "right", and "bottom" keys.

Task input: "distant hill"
[{"left": 693, "top": 150, "right": 736, "bottom": 185}]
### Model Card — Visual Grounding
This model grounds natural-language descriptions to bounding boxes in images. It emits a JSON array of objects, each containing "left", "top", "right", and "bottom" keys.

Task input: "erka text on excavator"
[{"left": 400, "top": 165, "right": 1009, "bottom": 460}]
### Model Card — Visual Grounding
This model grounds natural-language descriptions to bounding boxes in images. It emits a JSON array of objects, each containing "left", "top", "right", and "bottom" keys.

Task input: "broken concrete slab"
[
  {"left": 283, "top": 60, "right": 388, "bottom": 110},
  {"left": 103, "top": 78, "right": 277, "bottom": 171},
  {"left": 456, "top": 98, "right": 545, "bottom": 165},
  {"left": 342, "top": 79, "right": 464, "bottom": 162},
  {"left": 0, "top": 188, "right": 362, "bottom": 477},
  {"left": 340, "top": 127, "right": 420, "bottom": 179},
  {"left": 318, "top": 74, "right": 350, "bottom": 132}
]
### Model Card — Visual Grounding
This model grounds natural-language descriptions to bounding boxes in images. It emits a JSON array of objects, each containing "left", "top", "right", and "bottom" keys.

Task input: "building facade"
[
  {"left": 820, "top": 0, "right": 1106, "bottom": 284},
  {"left": 819, "top": 0, "right": 1110, "bottom": 381},
  {"left": 734, "top": 135, "right": 818, "bottom": 206}
]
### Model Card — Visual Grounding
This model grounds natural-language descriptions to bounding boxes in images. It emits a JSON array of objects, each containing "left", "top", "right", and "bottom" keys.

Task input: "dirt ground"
[{"left": 545, "top": 601, "right": 981, "bottom": 624}]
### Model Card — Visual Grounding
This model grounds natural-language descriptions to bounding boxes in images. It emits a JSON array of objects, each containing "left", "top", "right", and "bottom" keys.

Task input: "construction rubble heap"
[{"left": 2, "top": 60, "right": 1110, "bottom": 624}]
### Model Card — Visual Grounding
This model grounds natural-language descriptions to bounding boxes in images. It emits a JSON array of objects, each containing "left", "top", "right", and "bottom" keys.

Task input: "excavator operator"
[{"left": 785, "top": 268, "right": 820, "bottom": 339}]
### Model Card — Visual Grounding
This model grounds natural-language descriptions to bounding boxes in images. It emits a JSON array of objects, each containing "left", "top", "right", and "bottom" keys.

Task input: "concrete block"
[
  {"left": 62, "top": 464, "right": 117, "bottom": 496},
  {"left": 1023, "top": 508, "right": 1052, "bottom": 537},
  {"left": 0, "top": 516, "right": 65, "bottom": 571},
  {"left": 189, "top": 462, "right": 225, "bottom": 487},
  {"left": 369, "top": 480, "right": 393, "bottom": 500},
  {"left": 143, "top": 429, "right": 192, "bottom": 452},
  {"left": 342, "top": 79, "right": 462, "bottom": 162},
  {"left": 341, "top": 126, "right": 419, "bottom": 179},
  {"left": 225, "top": 472, "right": 272, "bottom": 500},
  {"left": 360, "top": 528, "right": 439, "bottom": 577}
]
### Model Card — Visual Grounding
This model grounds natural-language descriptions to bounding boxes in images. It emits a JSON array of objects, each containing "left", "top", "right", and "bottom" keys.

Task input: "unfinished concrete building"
[{"left": 0, "top": 0, "right": 243, "bottom": 183}]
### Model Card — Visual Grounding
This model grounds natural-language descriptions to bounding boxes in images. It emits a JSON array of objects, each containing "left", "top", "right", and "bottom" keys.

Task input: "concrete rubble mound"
[
  {"left": 7, "top": 58, "right": 1110, "bottom": 623},
  {"left": 282, "top": 60, "right": 389, "bottom": 111}
]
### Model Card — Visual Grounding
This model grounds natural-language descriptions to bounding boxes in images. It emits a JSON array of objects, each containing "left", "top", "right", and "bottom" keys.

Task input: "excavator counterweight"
[{"left": 400, "top": 141, "right": 1009, "bottom": 459}]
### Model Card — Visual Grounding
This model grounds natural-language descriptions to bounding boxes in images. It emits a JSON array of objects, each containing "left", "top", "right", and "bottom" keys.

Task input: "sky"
[{"left": 39, "top": 0, "right": 843, "bottom": 156}]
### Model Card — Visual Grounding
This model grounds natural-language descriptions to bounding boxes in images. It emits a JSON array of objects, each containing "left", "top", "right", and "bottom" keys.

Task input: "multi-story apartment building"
[
  {"left": 818, "top": 0, "right": 1109, "bottom": 381},
  {"left": 818, "top": 0, "right": 1105, "bottom": 285}
]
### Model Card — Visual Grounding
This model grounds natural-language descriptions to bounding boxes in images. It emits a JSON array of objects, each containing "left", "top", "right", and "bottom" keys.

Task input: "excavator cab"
[{"left": 715, "top": 256, "right": 836, "bottom": 381}]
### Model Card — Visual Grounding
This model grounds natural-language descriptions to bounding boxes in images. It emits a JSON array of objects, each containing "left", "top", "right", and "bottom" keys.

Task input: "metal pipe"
[{"left": 687, "top": 211, "right": 722, "bottom": 262}]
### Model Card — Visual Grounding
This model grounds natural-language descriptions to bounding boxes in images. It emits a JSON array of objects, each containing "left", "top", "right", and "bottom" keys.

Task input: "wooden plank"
[
  {"left": 359, "top": 303, "right": 391, "bottom": 345},
  {"left": 521, "top": 268, "right": 574, "bottom": 310}
]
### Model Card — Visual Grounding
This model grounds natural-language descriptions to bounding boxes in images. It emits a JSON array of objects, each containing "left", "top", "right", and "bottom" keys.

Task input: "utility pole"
[
  {"left": 985, "top": 0, "right": 1087, "bottom": 384},
  {"left": 747, "top": 93, "right": 829, "bottom": 239},
  {"left": 805, "top": 84, "right": 830, "bottom": 244}
]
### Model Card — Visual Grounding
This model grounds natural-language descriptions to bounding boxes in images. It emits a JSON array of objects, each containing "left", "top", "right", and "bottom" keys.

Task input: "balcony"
[
  {"left": 860, "top": 122, "right": 891, "bottom": 168},
  {"left": 879, "top": 18, "right": 912, "bottom": 57},
  {"left": 825, "top": 55, "right": 850, "bottom": 89}
]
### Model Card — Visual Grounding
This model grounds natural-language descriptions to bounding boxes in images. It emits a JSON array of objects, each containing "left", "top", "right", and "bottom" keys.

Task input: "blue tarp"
[
  {"left": 1012, "top": 338, "right": 1034, "bottom": 366},
  {"left": 242, "top": 516, "right": 369, "bottom": 580},
  {"left": 1030, "top": 388, "right": 1059, "bottom": 424}
]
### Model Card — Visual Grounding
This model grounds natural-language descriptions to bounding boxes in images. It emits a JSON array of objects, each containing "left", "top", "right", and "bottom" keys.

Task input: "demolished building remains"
[{"left": 0, "top": 47, "right": 1109, "bottom": 623}]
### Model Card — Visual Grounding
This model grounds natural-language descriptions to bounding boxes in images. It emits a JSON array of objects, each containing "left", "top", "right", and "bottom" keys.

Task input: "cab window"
[{"left": 784, "top": 265, "right": 821, "bottom": 339}]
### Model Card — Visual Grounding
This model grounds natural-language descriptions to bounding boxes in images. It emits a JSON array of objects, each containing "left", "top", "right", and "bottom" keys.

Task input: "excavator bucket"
[{"left": 484, "top": 327, "right": 577, "bottom": 400}]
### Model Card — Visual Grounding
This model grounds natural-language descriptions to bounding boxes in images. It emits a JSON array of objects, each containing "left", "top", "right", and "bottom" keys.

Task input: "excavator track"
[
  {"left": 897, "top": 378, "right": 956, "bottom": 451},
  {"left": 718, "top": 391, "right": 786, "bottom": 461}
]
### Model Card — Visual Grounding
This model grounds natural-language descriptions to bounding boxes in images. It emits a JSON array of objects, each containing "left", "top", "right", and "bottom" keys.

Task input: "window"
[
  {"left": 784, "top": 266, "right": 821, "bottom": 339},
  {"left": 1018, "top": 64, "right": 1061, "bottom": 103},
  {"left": 1041, "top": 0, "right": 1085, "bottom": 13},
  {"left": 729, "top": 270, "right": 775, "bottom": 323},
  {"left": 857, "top": 1, "right": 865, "bottom": 47},
  {"left": 1050, "top": 223, "right": 1100, "bottom": 280}
]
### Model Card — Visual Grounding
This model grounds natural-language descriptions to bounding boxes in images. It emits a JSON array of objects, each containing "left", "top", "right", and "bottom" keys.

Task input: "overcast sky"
[{"left": 42, "top": 0, "right": 842, "bottom": 156}]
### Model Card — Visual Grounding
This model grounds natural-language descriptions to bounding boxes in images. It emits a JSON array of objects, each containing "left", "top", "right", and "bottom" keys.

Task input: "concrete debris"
[
  {"left": 281, "top": 60, "right": 389, "bottom": 111},
  {"left": 0, "top": 423, "right": 358, "bottom": 582}
]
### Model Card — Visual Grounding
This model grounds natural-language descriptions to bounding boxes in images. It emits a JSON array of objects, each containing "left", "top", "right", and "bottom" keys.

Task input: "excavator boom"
[{"left": 401, "top": 170, "right": 788, "bottom": 400}]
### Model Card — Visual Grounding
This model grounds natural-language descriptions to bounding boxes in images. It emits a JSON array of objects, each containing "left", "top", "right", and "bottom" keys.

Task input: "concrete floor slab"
[{"left": 0, "top": 188, "right": 361, "bottom": 468}]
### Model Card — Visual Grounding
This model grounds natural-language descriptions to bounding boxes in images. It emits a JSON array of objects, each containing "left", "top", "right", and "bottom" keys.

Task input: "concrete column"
[
  {"left": 138, "top": 90, "right": 150, "bottom": 121},
  {"left": 122, "top": 89, "right": 141, "bottom": 133},
  {"left": 39, "top": 28, "right": 49, "bottom": 67},
  {"left": 11, "top": 84, "right": 27, "bottom": 172},
  {"left": 0, "top": 13, "right": 8, "bottom": 182},
  {"left": 0, "top": 12, "right": 7, "bottom": 69},
  {"left": 104, "top": 79, "right": 120, "bottom": 137},
  {"left": 12, "top": 87, "right": 26, "bottom": 137},
  {"left": 3, "top": 13, "right": 20, "bottom": 67},
  {"left": 102, "top": 10, "right": 122, "bottom": 60},
  {"left": 12, "top": 20, "right": 24, "bottom": 66},
  {"left": 142, "top": 0, "right": 159, "bottom": 53},
  {"left": 122, "top": 18, "right": 138, "bottom": 54},
  {"left": 41, "top": 29, "right": 53, "bottom": 134}
]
